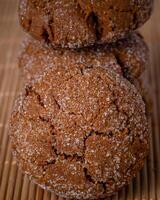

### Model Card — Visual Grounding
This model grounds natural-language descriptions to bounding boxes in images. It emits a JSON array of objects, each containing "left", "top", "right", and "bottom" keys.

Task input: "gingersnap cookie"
[
  {"left": 19, "top": 32, "right": 148, "bottom": 82},
  {"left": 114, "top": 32, "right": 149, "bottom": 81},
  {"left": 19, "top": 0, "right": 153, "bottom": 48},
  {"left": 10, "top": 63, "right": 149, "bottom": 199}
]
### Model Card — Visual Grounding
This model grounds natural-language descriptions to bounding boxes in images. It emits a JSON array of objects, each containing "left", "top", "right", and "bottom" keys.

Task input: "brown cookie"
[
  {"left": 10, "top": 64, "right": 149, "bottom": 199},
  {"left": 19, "top": 32, "right": 148, "bottom": 82},
  {"left": 19, "top": 0, "right": 153, "bottom": 48},
  {"left": 114, "top": 32, "right": 149, "bottom": 81}
]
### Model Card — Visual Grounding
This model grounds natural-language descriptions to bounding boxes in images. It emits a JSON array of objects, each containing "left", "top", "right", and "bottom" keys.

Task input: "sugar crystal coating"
[
  {"left": 10, "top": 62, "right": 149, "bottom": 199},
  {"left": 19, "top": 32, "right": 148, "bottom": 82},
  {"left": 19, "top": 0, "right": 153, "bottom": 48}
]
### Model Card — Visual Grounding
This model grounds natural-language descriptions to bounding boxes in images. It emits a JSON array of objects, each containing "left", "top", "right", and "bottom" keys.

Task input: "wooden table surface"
[{"left": 0, "top": 0, "right": 160, "bottom": 199}]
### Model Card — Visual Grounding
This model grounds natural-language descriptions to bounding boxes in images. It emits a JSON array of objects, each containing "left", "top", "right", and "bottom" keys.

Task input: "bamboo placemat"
[{"left": 0, "top": 0, "right": 160, "bottom": 199}]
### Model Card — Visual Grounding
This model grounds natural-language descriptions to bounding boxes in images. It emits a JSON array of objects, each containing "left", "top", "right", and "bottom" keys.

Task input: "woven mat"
[{"left": 0, "top": 0, "right": 160, "bottom": 199}]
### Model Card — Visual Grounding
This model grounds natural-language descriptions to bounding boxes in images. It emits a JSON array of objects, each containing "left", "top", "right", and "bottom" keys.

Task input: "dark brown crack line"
[
  {"left": 87, "top": 12, "right": 102, "bottom": 40},
  {"left": 42, "top": 29, "right": 50, "bottom": 43},
  {"left": 85, "top": 130, "right": 114, "bottom": 139},
  {"left": 47, "top": 19, "right": 54, "bottom": 40},
  {"left": 53, "top": 97, "right": 61, "bottom": 110},
  {"left": 25, "top": 85, "right": 45, "bottom": 107},
  {"left": 84, "top": 167, "right": 95, "bottom": 184},
  {"left": 76, "top": 0, "right": 103, "bottom": 40},
  {"left": 114, "top": 53, "right": 131, "bottom": 80},
  {"left": 52, "top": 146, "right": 84, "bottom": 162},
  {"left": 83, "top": 167, "right": 107, "bottom": 195}
]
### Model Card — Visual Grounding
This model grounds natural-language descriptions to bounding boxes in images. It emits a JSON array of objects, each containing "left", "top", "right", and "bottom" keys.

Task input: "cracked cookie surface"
[
  {"left": 19, "top": 0, "right": 153, "bottom": 48},
  {"left": 19, "top": 32, "right": 148, "bottom": 82},
  {"left": 10, "top": 63, "right": 149, "bottom": 199}
]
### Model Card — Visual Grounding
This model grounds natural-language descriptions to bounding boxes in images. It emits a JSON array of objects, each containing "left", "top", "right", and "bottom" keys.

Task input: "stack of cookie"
[{"left": 10, "top": 1, "right": 153, "bottom": 199}]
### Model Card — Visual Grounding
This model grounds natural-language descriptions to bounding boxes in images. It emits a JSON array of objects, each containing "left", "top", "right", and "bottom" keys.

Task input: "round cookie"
[
  {"left": 10, "top": 63, "right": 149, "bottom": 199},
  {"left": 114, "top": 32, "right": 149, "bottom": 81},
  {"left": 19, "top": 32, "right": 148, "bottom": 82},
  {"left": 19, "top": 0, "right": 153, "bottom": 48}
]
